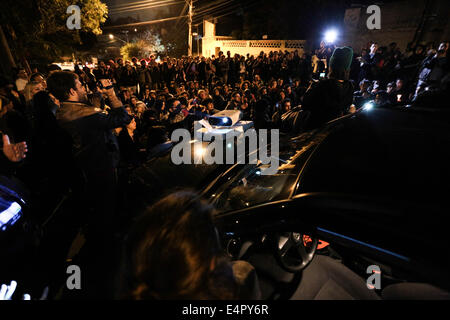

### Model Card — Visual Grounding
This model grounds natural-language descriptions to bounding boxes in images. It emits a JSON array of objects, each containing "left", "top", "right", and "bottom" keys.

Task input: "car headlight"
[{"left": 363, "top": 101, "right": 375, "bottom": 111}]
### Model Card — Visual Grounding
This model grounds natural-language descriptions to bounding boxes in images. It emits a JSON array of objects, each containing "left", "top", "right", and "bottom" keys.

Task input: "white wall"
[
  {"left": 202, "top": 20, "right": 307, "bottom": 58},
  {"left": 202, "top": 39, "right": 307, "bottom": 58}
]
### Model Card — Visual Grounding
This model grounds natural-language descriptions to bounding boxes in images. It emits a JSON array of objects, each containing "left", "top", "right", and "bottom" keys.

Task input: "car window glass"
[{"left": 211, "top": 164, "right": 296, "bottom": 213}]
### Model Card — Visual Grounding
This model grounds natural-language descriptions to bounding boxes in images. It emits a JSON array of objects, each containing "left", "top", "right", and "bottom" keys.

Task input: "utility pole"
[{"left": 188, "top": 0, "right": 193, "bottom": 56}]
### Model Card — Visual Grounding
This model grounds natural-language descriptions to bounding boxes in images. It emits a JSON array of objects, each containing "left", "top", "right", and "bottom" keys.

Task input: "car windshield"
[
  {"left": 211, "top": 164, "right": 296, "bottom": 213},
  {"left": 210, "top": 133, "right": 320, "bottom": 213}
]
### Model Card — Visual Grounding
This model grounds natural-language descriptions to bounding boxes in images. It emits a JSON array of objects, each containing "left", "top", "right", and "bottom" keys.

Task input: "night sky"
[
  {"left": 104, "top": 0, "right": 354, "bottom": 38},
  {"left": 104, "top": 0, "right": 414, "bottom": 45}
]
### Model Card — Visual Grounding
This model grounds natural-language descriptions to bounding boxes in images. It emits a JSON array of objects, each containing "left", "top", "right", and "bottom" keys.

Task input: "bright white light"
[
  {"left": 0, "top": 281, "right": 17, "bottom": 300},
  {"left": 363, "top": 102, "right": 374, "bottom": 110},
  {"left": 324, "top": 30, "right": 338, "bottom": 43},
  {"left": 0, "top": 202, "right": 21, "bottom": 229},
  {"left": 194, "top": 146, "right": 206, "bottom": 158},
  {"left": 227, "top": 143, "right": 232, "bottom": 149},
  {"left": 222, "top": 118, "right": 230, "bottom": 124},
  {"left": 108, "top": 34, "right": 114, "bottom": 40}
]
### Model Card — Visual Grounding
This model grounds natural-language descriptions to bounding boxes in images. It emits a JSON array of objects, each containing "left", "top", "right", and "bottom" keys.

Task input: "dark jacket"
[
  {"left": 118, "top": 129, "right": 142, "bottom": 167},
  {"left": 302, "top": 79, "right": 354, "bottom": 129},
  {"left": 137, "top": 66, "right": 152, "bottom": 85},
  {"left": 93, "top": 67, "right": 113, "bottom": 80},
  {"left": 253, "top": 96, "right": 273, "bottom": 129},
  {"left": 56, "top": 101, "right": 132, "bottom": 171},
  {"left": 212, "top": 94, "right": 226, "bottom": 110},
  {"left": 121, "top": 68, "right": 138, "bottom": 87}
]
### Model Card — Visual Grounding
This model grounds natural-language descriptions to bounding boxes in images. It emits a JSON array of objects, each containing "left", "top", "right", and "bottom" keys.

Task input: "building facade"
[{"left": 202, "top": 20, "right": 307, "bottom": 58}]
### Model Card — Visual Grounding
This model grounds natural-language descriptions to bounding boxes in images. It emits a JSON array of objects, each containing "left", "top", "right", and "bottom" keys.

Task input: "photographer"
[{"left": 47, "top": 71, "right": 132, "bottom": 296}]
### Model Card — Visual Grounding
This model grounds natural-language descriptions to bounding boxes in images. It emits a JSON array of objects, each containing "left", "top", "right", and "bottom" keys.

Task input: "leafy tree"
[
  {"left": 134, "top": 30, "right": 165, "bottom": 53},
  {"left": 120, "top": 41, "right": 149, "bottom": 61},
  {"left": 120, "top": 31, "right": 166, "bottom": 61},
  {"left": 0, "top": 0, "right": 108, "bottom": 66}
]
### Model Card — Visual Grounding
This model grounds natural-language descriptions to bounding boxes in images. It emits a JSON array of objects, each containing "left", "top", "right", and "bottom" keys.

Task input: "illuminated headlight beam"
[{"left": 363, "top": 102, "right": 375, "bottom": 111}]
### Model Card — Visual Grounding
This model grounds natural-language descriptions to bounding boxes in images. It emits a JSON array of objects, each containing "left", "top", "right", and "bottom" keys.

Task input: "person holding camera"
[{"left": 46, "top": 71, "right": 132, "bottom": 297}]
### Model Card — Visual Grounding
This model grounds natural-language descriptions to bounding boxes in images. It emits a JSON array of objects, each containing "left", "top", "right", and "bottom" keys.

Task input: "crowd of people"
[
  {"left": 0, "top": 38, "right": 449, "bottom": 299},
  {"left": 72, "top": 40, "right": 450, "bottom": 142}
]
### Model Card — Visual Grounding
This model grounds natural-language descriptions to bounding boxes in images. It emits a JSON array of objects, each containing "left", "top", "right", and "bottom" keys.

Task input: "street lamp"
[{"left": 109, "top": 34, "right": 127, "bottom": 44}]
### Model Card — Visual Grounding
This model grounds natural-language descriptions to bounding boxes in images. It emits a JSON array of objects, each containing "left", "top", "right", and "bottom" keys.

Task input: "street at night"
[{"left": 0, "top": 0, "right": 450, "bottom": 308}]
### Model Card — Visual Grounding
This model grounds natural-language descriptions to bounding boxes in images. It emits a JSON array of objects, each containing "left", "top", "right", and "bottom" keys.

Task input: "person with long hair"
[{"left": 119, "top": 191, "right": 261, "bottom": 300}]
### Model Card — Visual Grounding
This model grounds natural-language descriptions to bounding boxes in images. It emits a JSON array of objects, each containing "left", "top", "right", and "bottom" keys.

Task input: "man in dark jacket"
[
  {"left": 47, "top": 71, "right": 131, "bottom": 295},
  {"left": 302, "top": 47, "right": 354, "bottom": 130},
  {"left": 137, "top": 60, "right": 152, "bottom": 97},
  {"left": 47, "top": 72, "right": 131, "bottom": 175},
  {"left": 121, "top": 63, "right": 138, "bottom": 94}
]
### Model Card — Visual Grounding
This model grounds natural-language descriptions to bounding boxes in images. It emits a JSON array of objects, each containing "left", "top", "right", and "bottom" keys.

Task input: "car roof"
[{"left": 297, "top": 106, "right": 450, "bottom": 206}]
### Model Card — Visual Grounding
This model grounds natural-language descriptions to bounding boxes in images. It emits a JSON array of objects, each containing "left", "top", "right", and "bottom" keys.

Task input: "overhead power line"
[
  {"left": 109, "top": 0, "right": 173, "bottom": 10},
  {"left": 194, "top": 0, "right": 235, "bottom": 16},
  {"left": 109, "top": 0, "right": 184, "bottom": 14},
  {"left": 103, "top": 15, "right": 189, "bottom": 29},
  {"left": 193, "top": 0, "right": 260, "bottom": 25}
]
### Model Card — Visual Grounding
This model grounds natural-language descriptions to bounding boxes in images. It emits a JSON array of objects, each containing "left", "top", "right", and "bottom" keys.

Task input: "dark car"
[
  {"left": 126, "top": 105, "right": 450, "bottom": 299},
  {"left": 3, "top": 105, "right": 449, "bottom": 300}
]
